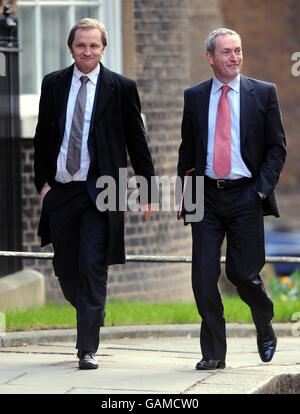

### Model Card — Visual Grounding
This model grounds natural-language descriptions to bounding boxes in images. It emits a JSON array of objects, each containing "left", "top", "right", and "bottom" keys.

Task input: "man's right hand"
[{"left": 40, "top": 183, "right": 52, "bottom": 205}]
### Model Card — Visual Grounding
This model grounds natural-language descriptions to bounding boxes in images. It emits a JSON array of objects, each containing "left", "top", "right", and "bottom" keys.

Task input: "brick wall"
[{"left": 187, "top": 0, "right": 225, "bottom": 85}]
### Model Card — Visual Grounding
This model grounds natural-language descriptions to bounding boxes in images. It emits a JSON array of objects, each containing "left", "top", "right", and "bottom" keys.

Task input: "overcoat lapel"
[
  {"left": 53, "top": 65, "right": 73, "bottom": 139},
  {"left": 51, "top": 62, "right": 115, "bottom": 144},
  {"left": 89, "top": 62, "right": 114, "bottom": 135},
  {"left": 87, "top": 63, "right": 115, "bottom": 164}
]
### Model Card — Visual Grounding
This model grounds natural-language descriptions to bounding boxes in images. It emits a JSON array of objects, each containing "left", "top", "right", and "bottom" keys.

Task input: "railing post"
[{"left": 0, "top": 5, "right": 22, "bottom": 277}]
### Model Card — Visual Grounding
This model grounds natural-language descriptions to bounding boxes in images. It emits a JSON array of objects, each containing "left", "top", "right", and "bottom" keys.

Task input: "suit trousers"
[
  {"left": 191, "top": 179, "right": 274, "bottom": 361},
  {"left": 43, "top": 181, "right": 108, "bottom": 353}
]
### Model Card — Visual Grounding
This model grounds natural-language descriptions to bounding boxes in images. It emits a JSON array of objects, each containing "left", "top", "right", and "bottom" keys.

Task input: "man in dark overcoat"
[{"left": 34, "top": 18, "right": 155, "bottom": 369}]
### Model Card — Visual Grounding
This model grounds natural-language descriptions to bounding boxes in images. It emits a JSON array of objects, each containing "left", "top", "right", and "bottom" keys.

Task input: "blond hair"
[{"left": 67, "top": 18, "right": 108, "bottom": 47}]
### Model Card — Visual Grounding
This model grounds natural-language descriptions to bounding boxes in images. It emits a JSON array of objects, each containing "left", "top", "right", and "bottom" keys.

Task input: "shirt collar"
[
  {"left": 212, "top": 74, "right": 240, "bottom": 94},
  {"left": 72, "top": 63, "right": 100, "bottom": 86}
]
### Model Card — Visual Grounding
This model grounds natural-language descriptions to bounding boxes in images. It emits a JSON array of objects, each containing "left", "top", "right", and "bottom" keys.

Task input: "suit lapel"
[
  {"left": 195, "top": 79, "right": 212, "bottom": 152},
  {"left": 240, "top": 75, "right": 255, "bottom": 146},
  {"left": 194, "top": 76, "right": 255, "bottom": 151}
]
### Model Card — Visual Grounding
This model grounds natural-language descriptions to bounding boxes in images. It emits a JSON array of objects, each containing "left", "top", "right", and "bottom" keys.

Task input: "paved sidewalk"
[{"left": 0, "top": 323, "right": 299, "bottom": 395}]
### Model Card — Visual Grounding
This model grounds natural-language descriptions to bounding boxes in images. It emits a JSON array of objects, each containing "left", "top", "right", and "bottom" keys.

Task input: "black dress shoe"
[
  {"left": 196, "top": 359, "right": 226, "bottom": 370},
  {"left": 257, "top": 324, "right": 277, "bottom": 363},
  {"left": 78, "top": 350, "right": 99, "bottom": 370}
]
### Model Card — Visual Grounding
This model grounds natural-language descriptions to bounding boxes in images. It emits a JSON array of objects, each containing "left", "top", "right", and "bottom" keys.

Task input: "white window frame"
[{"left": 17, "top": 0, "right": 122, "bottom": 138}]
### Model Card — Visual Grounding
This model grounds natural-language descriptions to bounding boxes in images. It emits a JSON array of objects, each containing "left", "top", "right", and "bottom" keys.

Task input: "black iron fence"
[{"left": 0, "top": 6, "right": 22, "bottom": 277}]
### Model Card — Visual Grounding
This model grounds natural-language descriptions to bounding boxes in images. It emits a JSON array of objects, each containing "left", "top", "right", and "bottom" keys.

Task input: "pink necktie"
[{"left": 213, "top": 85, "right": 231, "bottom": 178}]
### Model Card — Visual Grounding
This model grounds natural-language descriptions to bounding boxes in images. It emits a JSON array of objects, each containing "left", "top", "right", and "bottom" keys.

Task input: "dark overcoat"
[{"left": 34, "top": 62, "right": 155, "bottom": 265}]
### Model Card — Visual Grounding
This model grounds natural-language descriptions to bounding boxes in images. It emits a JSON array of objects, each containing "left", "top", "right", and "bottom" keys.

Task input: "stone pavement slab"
[{"left": 0, "top": 334, "right": 299, "bottom": 396}]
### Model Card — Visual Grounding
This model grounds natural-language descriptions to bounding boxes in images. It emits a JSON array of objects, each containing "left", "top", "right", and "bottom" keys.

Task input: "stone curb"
[{"left": 0, "top": 322, "right": 295, "bottom": 348}]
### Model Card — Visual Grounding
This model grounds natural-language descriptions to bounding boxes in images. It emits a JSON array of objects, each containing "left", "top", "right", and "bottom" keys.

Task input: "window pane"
[
  {"left": 18, "top": 7, "right": 36, "bottom": 94},
  {"left": 75, "top": 6, "right": 99, "bottom": 21},
  {"left": 41, "top": 7, "right": 70, "bottom": 75}
]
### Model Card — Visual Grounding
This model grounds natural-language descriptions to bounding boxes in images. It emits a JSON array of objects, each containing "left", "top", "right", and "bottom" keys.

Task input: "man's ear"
[{"left": 205, "top": 51, "right": 214, "bottom": 67}]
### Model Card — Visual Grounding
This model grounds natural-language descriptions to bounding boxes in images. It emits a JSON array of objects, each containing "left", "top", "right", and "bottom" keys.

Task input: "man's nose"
[
  {"left": 83, "top": 47, "right": 92, "bottom": 55},
  {"left": 230, "top": 51, "right": 239, "bottom": 60}
]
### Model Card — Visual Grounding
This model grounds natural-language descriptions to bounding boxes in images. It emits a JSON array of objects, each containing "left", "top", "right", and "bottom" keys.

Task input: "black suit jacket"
[
  {"left": 34, "top": 63, "right": 155, "bottom": 265},
  {"left": 177, "top": 74, "right": 286, "bottom": 218}
]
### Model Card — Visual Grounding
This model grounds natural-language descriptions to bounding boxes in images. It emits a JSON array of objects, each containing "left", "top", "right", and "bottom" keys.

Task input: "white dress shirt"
[
  {"left": 55, "top": 64, "right": 100, "bottom": 183},
  {"left": 205, "top": 74, "right": 252, "bottom": 180}
]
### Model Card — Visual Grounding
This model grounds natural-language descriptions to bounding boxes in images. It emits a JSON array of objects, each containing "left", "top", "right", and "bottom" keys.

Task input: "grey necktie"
[{"left": 66, "top": 75, "right": 89, "bottom": 176}]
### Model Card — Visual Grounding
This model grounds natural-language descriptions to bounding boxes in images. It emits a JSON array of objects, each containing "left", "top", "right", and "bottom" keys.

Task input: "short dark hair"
[{"left": 67, "top": 18, "right": 108, "bottom": 48}]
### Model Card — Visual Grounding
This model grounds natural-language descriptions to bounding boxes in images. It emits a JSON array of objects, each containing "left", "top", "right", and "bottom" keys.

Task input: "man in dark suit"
[
  {"left": 177, "top": 28, "right": 286, "bottom": 370},
  {"left": 34, "top": 18, "right": 155, "bottom": 369}
]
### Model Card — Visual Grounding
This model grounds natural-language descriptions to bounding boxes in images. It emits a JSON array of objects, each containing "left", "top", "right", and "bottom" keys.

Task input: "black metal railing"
[
  {"left": 0, "top": 250, "right": 299, "bottom": 265},
  {"left": 0, "top": 5, "right": 22, "bottom": 277}
]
